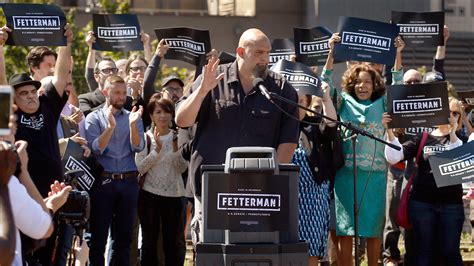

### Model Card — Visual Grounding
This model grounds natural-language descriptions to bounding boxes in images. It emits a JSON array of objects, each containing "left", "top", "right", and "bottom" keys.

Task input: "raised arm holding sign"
[
  {"left": 333, "top": 17, "right": 399, "bottom": 65},
  {"left": 391, "top": 11, "right": 445, "bottom": 47},
  {"left": 294, "top": 26, "right": 333, "bottom": 66},
  {"left": 92, "top": 14, "right": 143, "bottom": 52},
  {"left": 2, "top": 3, "right": 67, "bottom": 46},
  {"left": 154, "top": 27, "right": 211, "bottom": 66}
]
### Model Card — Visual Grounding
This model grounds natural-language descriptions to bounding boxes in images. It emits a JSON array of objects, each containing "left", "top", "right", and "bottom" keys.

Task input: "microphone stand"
[{"left": 265, "top": 90, "right": 400, "bottom": 266}]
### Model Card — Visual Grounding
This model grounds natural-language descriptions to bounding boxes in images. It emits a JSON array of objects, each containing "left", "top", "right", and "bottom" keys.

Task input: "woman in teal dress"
[{"left": 324, "top": 63, "right": 387, "bottom": 266}]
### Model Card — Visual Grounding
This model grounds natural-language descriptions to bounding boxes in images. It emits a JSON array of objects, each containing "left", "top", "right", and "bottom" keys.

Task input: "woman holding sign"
[
  {"left": 321, "top": 31, "right": 406, "bottom": 266},
  {"left": 327, "top": 63, "right": 388, "bottom": 266},
  {"left": 383, "top": 99, "right": 464, "bottom": 266}
]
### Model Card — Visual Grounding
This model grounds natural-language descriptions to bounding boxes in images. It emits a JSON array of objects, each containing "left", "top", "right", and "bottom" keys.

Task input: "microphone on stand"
[{"left": 252, "top": 78, "right": 272, "bottom": 100}]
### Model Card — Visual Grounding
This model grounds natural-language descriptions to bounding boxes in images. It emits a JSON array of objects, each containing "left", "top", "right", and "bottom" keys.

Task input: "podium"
[{"left": 196, "top": 147, "right": 308, "bottom": 265}]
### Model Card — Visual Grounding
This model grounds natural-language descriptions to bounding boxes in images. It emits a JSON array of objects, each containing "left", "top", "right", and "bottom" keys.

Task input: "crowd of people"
[{"left": 0, "top": 11, "right": 474, "bottom": 266}]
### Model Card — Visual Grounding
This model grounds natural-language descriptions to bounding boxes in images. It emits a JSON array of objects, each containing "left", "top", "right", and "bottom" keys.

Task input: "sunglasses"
[
  {"left": 129, "top": 66, "right": 146, "bottom": 73},
  {"left": 163, "top": 87, "right": 183, "bottom": 94},
  {"left": 98, "top": 68, "right": 119, "bottom": 75}
]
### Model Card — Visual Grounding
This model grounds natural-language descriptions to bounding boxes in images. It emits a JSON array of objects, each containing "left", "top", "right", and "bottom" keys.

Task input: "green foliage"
[
  {"left": 1, "top": 0, "right": 191, "bottom": 95},
  {"left": 97, "top": 0, "right": 130, "bottom": 14}
]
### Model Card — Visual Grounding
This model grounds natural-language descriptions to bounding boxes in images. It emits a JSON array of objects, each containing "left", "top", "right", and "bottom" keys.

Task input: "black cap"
[
  {"left": 161, "top": 75, "right": 184, "bottom": 88},
  {"left": 9, "top": 73, "right": 41, "bottom": 90},
  {"left": 423, "top": 71, "right": 444, "bottom": 83}
]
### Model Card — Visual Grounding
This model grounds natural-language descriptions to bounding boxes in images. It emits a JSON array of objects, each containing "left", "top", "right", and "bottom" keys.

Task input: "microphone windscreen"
[{"left": 252, "top": 77, "right": 264, "bottom": 88}]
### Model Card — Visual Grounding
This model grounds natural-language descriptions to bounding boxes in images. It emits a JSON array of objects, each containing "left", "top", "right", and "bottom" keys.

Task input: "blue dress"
[{"left": 292, "top": 143, "right": 330, "bottom": 257}]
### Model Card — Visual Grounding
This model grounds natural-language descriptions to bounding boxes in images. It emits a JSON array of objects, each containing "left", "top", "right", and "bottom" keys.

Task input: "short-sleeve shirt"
[
  {"left": 402, "top": 133, "right": 463, "bottom": 205},
  {"left": 187, "top": 60, "right": 299, "bottom": 197},
  {"left": 15, "top": 81, "right": 68, "bottom": 197}
]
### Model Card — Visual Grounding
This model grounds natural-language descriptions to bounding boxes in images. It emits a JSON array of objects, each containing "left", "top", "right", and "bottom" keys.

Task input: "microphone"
[{"left": 252, "top": 78, "right": 271, "bottom": 100}]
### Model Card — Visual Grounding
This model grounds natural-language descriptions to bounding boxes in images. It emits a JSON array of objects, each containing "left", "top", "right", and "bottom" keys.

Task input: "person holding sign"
[
  {"left": 321, "top": 32, "right": 403, "bottom": 266},
  {"left": 291, "top": 81, "right": 337, "bottom": 266},
  {"left": 400, "top": 26, "right": 450, "bottom": 86},
  {"left": 383, "top": 98, "right": 464, "bottom": 266},
  {"left": 335, "top": 63, "right": 388, "bottom": 266},
  {"left": 175, "top": 28, "right": 299, "bottom": 246}
]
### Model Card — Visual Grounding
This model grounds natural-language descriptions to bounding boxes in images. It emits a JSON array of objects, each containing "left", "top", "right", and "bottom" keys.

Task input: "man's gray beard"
[{"left": 252, "top": 64, "right": 268, "bottom": 79}]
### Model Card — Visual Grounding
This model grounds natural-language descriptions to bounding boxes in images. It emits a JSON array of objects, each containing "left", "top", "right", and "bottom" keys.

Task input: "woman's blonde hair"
[{"left": 449, "top": 97, "right": 463, "bottom": 131}]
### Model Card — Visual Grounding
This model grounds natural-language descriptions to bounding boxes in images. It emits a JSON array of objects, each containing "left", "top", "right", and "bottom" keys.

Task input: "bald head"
[
  {"left": 238, "top": 28, "right": 270, "bottom": 48},
  {"left": 403, "top": 69, "right": 422, "bottom": 85},
  {"left": 236, "top": 28, "right": 272, "bottom": 80}
]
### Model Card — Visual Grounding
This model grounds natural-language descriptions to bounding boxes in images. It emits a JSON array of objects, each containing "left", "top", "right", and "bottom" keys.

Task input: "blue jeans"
[
  {"left": 89, "top": 178, "right": 139, "bottom": 266},
  {"left": 408, "top": 199, "right": 464, "bottom": 266}
]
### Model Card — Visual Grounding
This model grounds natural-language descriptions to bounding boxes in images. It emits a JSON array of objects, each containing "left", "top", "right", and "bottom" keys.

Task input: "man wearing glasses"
[
  {"left": 78, "top": 58, "right": 133, "bottom": 116},
  {"left": 161, "top": 75, "right": 184, "bottom": 104}
]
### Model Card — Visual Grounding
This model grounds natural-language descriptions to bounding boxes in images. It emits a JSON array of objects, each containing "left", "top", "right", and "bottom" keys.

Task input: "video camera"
[{"left": 59, "top": 169, "right": 90, "bottom": 233}]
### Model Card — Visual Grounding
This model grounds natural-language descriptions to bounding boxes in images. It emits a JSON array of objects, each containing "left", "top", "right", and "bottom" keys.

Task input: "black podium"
[{"left": 196, "top": 147, "right": 308, "bottom": 265}]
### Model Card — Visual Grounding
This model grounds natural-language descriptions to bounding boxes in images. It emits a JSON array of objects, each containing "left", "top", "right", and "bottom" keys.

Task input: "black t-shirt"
[
  {"left": 15, "top": 82, "right": 68, "bottom": 197},
  {"left": 402, "top": 133, "right": 463, "bottom": 205}
]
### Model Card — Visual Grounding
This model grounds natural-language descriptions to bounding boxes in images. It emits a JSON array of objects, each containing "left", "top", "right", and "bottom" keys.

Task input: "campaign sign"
[
  {"left": 391, "top": 11, "right": 444, "bottom": 47},
  {"left": 294, "top": 26, "right": 332, "bottom": 66},
  {"left": 387, "top": 82, "right": 449, "bottom": 128},
  {"left": 92, "top": 14, "right": 142, "bottom": 52},
  {"left": 61, "top": 140, "right": 97, "bottom": 192},
  {"left": 333, "top": 17, "right": 398, "bottom": 65},
  {"left": 155, "top": 27, "right": 211, "bottom": 66},
  {"left": 2, "top": 3, "right": 66, "bottom": 46},
  {"left": 430, "top": 141, "right": 474, "bottom": 187},
  {"left": 271, "top": 59, "right": 322, "bottom": 97},
  {"left": 269, "top": 38, "right": 294, "bottom": 68},
  {"left": 206, "top": 172, "right": 289, "bottom": 231},
  {"left": 457, "top": 90, "right": 474, "bottom": 106}
]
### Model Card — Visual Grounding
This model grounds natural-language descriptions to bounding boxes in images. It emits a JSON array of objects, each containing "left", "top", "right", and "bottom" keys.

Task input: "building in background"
[{"left": 52, "top": 0, "right": 473, "bottom": 90}]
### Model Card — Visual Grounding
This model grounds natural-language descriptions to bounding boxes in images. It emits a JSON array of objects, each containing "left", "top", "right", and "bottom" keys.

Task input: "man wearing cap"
[{"left": 161, "top": 75, "right": 184, "bottom": 104}]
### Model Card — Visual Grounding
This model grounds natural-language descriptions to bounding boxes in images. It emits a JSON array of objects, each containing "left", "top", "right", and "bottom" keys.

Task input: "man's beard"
[
  {"left": 252, "top": 64, "right": 268, "bottom": 79},
  {"left": 111, "top": 102, "right": 124, "bottom": 110}
]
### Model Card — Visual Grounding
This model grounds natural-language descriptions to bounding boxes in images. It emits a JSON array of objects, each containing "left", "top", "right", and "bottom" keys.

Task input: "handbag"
[
  {"left": 396, "top": 131, "right": 428, "bottom": 229},
  {"left": 138, "top": 133, "right": 152, "bottom": 188}
]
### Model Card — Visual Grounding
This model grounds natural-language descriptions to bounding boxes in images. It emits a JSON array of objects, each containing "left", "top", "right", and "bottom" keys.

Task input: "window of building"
[
  {"left": 207, "top": 0, "right": 255, "bottom": 16},
  {"left": 57, "top": 0, "right": 255, "bottom": 17}
]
